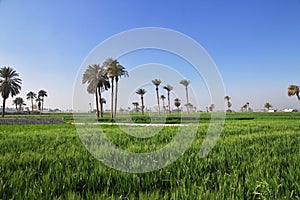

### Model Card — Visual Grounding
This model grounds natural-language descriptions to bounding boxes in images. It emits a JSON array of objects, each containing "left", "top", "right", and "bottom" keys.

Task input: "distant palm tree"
[
  {"left": 132, "top": 102, "right": 139, "bottom": 112},
  {"left": 180, "top": 79, "right": 190, "bottom": 113},
  {"left": 82, "top": 64, "right": 102, "bottom": 117},
  {"left": 288, "top": 85, "right": 300, "bottom": 102},
  {"left": 100, "top": 98, "right": 107, "bottom": 116},
  {"left": 174, "top": 98, "right": 181, "bottom": 112},
  {"left": 26, "top": 91, "right": 37, "bottom": 112},
  {"left": 209, "top": 104, "right": 215, "bottom": 112},
  {"left": 163, "top": 84, "right": 173, "bottom": 114},
  {"left": 0, "top": 67, "right": 22, "bottom": 117},
  {"left": 136, "top": 88, "right": 147, "bottom": 115},
  {"left": 13, "top": 97, "right": 25, "bottom": 112},
  {"left": 264, "top": 102, "right": 272, "bottom": 111},
  {"left": 38, "top": 90, "right": 47, "bottom": 113},
  {"left": 152, "top": 79, "right": 162, "bottom": 113},
  {"left": 224, "top": 96, "right": 232, "bottom": 112},
  {"left": 36, "top": 97, "right": 42, "bottom": 112},
  {"left": 246, "top": 102, "right": 250, "bottom": 112},
  {"left": 160, "top": 95, "right": 166, "bottom": 112},
  {"left": 103, "top": 58, "right": 128, "bottom": 118}
]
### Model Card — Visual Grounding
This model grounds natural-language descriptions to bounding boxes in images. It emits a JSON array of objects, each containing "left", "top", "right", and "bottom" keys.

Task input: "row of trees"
[{"left": 0, "top": 66, "right": 48, "bottom": 117}]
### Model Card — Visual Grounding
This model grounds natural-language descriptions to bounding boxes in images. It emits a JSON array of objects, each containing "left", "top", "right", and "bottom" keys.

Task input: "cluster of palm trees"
[
  {"left": 0, "top": 66, "right": 48, "bottom": 117},
  {"left": 133, "top": 79, "right": 192, "bottom": 115},
  {"left": 82, "top": 58, "right": 128, "bottom": 118}
]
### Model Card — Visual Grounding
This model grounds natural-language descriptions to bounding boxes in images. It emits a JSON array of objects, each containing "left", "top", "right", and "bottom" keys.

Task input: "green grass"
[{"left": 0, "top": 112, "right": 300, "bottom": 199}]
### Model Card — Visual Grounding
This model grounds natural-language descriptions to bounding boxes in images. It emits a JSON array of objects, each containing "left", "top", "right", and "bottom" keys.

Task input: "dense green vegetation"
[{"left": 0, "top": 112, "right": 299, "bottom": 199}]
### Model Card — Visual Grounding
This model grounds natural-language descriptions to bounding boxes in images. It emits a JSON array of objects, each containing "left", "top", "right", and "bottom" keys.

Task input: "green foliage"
[{"left": 0, "top": 113, "right": 300, "bottom": 199}]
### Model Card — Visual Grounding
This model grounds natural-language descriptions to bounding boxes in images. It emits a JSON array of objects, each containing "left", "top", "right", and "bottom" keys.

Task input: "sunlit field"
[{"left": 0, "top": 112, "right": 299, "bottom": 199}]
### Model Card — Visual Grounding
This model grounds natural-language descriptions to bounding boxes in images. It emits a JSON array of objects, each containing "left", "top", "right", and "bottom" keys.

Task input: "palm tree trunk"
[
  {"left": 168, "top": 92, "right": 171, "bottom": 114},
  {"left": 162, "top": 99, "right": 165, "bottom": 113},
  {"left": 156, "top": 87, "right": 160, "bottom": 114},
  {"left": 141, "top": 96, "right": 144, "bottom": 115},
  {"left": 31, "top": 99, "right": 34, "bottom": 112},
  {"left": 2, "top": 98, "right": 6, "bottom": 117},
  {"left": 110, "top": 77, "right": 114, "bottom": 119},
  {"left": 114, "top": 79, "right": 118, "bottom": 117},
  {"left": 95, "top": 90, "right": 100, "bottom": 118},
  {"left": 185, "top": 86, "right": 189, "bottom": 113},
  {"left": 98, "top": 87, "right": 103, "bottom": 118},
  {"left": 41, "top": 98, "right": 44, "bottom": 113}
]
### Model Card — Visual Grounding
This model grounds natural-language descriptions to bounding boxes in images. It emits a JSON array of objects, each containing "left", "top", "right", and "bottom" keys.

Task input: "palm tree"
[
  {"left": 36, "top": 97, "right": 42, "bottom": 112},
  {"left": 288, "top": 85, "right": 300, "bottom": 102},
  {"left": 264, "top": 102, "right": 272, "bottom": 111},
  {"left": 100, "top": 98, "right": 107, "bottom": 117},
  {"left": 103, "top": 58, "right": 128, "bottom": 118},
  {"left": 26, "top": 91, "right": 37, "bottom": 112},
  {"left": 209, "top": 104, "right": 215, "bottom": 112},
  {"left": 0, "top": 67, "right": 22, "bottom": 117},
  {"left": 132, "top": 102, "right": 139, "bottom": 112},
  {"left": 180, "top": 79, "right": 190, "bottom": 113},
  {"left": 163, "top": 84, "right": 173, "bottom": 114},
  {"left": 38, "top": 90, "right": 48, "bottom": 113},
  {"left": 224, "top": 96, "right": 232, "bottom": 112},
  {"left": 152, "top": 79, "right": 162, "bottom": 113},
  {"left": 13, "top": 97, "right": 25, "bottom": 112},
  {"left": 246, "top": 102, "right": 250, "bottom": 112},
  {"left": 136, "top": 88, "right": 147, "bottom": 115},
  {"left": 96, "top": 66, "right": 110, "bottom": 118},
  {"left": 160, "top": 95, "right": 166, "bottom": 112},
  {"left": 174, "top": 98, "right": 181, "bottom": 112},
  {"left": 82, "top": 64, "right": 102, "bottom": 117}
]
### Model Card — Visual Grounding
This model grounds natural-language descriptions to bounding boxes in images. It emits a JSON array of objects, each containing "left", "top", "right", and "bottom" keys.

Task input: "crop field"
[{"left": 0, "top": 112, "right": 300, "bottom": 199}]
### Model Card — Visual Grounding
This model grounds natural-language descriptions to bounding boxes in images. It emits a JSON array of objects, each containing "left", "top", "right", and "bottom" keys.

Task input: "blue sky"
[{"left": 0, "top": 0, "right": 300, "bottom": 111}]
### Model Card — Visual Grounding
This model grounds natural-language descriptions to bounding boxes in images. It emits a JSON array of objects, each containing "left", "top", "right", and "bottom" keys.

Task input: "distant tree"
[
  {"left": 0, "top": 67, "right": 22, "bottom": 117},
  {"left": 264, "top": 102, "right": 272, "bottom": 111},
  {"left": 26, "top": 91, "right": 37, "bottom": 112},
  {"left": 209, "top": 104, "right": 215, "bottom": 112},
  {"left": 132, "top": 102, "right": 139, "bottom": 112},
  {"left": 13, "top": 97, "right": 26, "bottom": 112},
  {"left": 136, "top": 88, "right": 147, "bottom": 115},
  {"left": 174, "top": 98, "right": 181, "bottom": 112},
  {"left": 163, "top": 84, "right": 173, "bottom": 114},
  {"left": 224, "top": 96, "right": 232, "bottom": 112},
  {"left": 185, "top": 103, "right": 193, "bottom": 112},
  {"left": 152, "top": 79, "right": 162, "bottom": 114},
  {"left": 180, "top": 79, "right": 190, "bottom": 113},
  {"left": 288, "top": 85, "right": 300, "bottom": 102},
  {"left": 160, "top": 95, "right": 166, "bottom": 112},
  {"left": 36, "top": 98, "right": 42, "bottom": 112},
  {"left": 38, "top": 90, "right": 47, "bottom": 113}
]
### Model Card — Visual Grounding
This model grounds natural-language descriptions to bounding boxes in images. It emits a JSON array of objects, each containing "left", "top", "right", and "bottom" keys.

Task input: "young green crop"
[{"left": 0, "top": 112, "right": 299, "bottom": 199}]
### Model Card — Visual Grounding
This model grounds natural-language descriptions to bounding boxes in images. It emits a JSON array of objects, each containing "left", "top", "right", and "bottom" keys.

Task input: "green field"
[{"left": 0, "top": 112, "right": 299, "bottom": 199}]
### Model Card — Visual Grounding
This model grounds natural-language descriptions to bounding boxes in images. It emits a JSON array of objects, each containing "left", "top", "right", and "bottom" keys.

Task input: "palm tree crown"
[
  {"left": 0, "top": 67, "right": 22, "bottom": 117},
  {"left": 288, "top": 85, "right": 300, "bottom": 102}
]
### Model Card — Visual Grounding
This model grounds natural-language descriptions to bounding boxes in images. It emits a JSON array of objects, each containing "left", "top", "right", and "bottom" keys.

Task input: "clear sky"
[{"left": 1, "top": 0, "right": 300, "bottom": 111}]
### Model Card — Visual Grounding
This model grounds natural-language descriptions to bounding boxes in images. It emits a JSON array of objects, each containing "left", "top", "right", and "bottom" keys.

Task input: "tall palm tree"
[
  {"left": 160, "top": 95, "right": 166, "bottom": 112},
  {"left": 103, "top": 58, "right": 128, "bottom": 118},
  {"left": 132, "top": 102, "right": 139, "bottom": 112},
  {"left": 97, "top": 66, "right": 110, "bottom": 118},
  {"left": 152, "top": 79, "right": 162, "bottom": 113},
  {"left": 26, "top": 91, "right": 37, "bottom": 112},
  {"left": 0, "top": 67, "right": 22, "bottom": 117},
  {"left": 174, "top": 98, "right": 181, "bottom": 112},
  {"left": 180, "top": 79, "right": 190, "bottom": 113},
  {"left": 163, "top": 84, "right": 173, "bottom": 114},
  {"left": 82, "top": 64, "right": 102, "bottom": 117},
  {"left": 136, "top": 88, "right": 147, "bottom": 115},
  {"left": 38, "top": 90, "right": 48, "bottom": 113},
  {"left": 288, "top": 85, "right": 300, "bottom": 102},
  {"left": 264, "top": 102, "right": 272, "bottom": 111}
]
